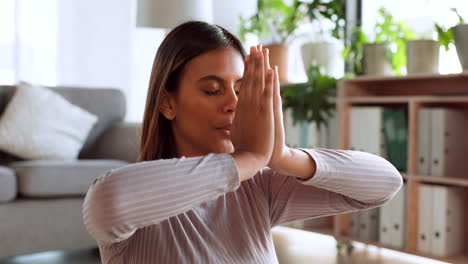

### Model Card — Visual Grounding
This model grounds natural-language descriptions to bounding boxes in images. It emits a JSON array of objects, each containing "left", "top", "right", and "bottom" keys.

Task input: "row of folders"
[
  {"left": 350, "top": 106, "right": 468, "bottom": 176},
  {"left": 350, "top": 183, "right": 465, "bottom": 257},
  {"left": 285, "top": 106, "right": 468, "bottom": 176}
]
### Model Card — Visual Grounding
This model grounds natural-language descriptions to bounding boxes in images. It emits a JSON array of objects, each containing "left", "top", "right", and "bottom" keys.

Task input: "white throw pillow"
[{"left": 0, "top": 83, "right": 98, "bottom": 160}]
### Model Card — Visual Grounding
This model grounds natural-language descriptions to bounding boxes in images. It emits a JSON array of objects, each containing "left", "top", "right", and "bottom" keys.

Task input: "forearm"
[
  {"left": 270, "top": 147, "right": 317, "bottom": 180},
  {"left": 298, "top": 148, "right": 403, "bottom": 204},
  {"left": 82, "top": 153, "right": 240, "bottom": 244},
  {"left": 231, "top": 151, "right": 268, "bottom": 182}
]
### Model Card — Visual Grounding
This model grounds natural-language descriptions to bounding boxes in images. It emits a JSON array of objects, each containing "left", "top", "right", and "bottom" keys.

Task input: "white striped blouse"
[{"left": 82, "top": 148, "right": 402, "bottom": 263}]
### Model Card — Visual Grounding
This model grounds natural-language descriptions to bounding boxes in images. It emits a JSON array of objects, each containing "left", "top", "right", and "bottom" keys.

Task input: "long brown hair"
[{"left": 138, "top": 21, "right": 246, "bottom": 162}]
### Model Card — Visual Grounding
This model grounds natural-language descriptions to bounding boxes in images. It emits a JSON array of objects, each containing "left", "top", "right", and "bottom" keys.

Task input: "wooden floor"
[{"left": 0, "top": 227, "right": 449, "bottom": 264}]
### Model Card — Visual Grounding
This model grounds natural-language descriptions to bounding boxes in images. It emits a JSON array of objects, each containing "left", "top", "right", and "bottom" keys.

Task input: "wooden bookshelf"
[{"left": 323, "top": 73, "right": 468, "bottom": 263}]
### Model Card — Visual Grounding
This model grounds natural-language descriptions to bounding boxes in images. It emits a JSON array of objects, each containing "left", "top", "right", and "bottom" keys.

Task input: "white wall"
[
  {"left": 57, "top": 0, "right": 133, "bottom": 109},
  {"left": 16, "top": 0, "right": 58, "bottom": 85}
]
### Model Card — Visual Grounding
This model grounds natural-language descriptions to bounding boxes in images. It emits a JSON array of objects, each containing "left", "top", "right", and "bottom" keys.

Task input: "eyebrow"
[{"left": 197, "top": 75, "right": 242, "bottom": 83}]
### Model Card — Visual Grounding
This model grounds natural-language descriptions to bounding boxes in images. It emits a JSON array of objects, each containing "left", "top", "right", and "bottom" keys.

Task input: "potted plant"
[
  {"left": 435, "top": 8, "right": 468, "bottom": 71},
  {"left": 300, "top": 0, "right": 346, "bottom": 76},
  {"left": 406, "top": 37, "right": 439, "bottom": 75},
  {"left": 238, "top": 0, "right": 306, "bottom": 83},
  {"left": 344, "top": 8, "right": 416, "bottom": 76},
  {"left": 282, "top": 62, "right": 337, "bottom": 132}
]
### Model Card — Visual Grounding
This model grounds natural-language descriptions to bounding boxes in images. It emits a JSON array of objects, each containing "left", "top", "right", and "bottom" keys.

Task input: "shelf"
[
  {"left": 340, "top": 95, "right": 468, "bottom": 105},
  {"left": 336, "top": 73, "right": 468, "bottom": 263},
  {"left": 410, "top": 175, "right": 468, "bottom": 187},
  {"left": 341, "top": 72, "right": 468, "bottom": 84},
  {"left": 338, "top": 73, "right": 468, "bottom": 98}
]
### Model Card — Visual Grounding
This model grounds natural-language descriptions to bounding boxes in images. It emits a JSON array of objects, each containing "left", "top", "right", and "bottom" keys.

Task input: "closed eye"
[{"left": 204, "top": 90, "right": 221, "bottom": 96}]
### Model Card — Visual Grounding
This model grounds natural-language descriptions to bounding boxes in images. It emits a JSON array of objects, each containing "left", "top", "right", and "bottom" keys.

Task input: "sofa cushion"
[
  {"left": 10, "top": 159, "right": 128, "bottom": 197},
  {"left": 0, "top": 166, "right": 16, "bottom": 202},
  {"left": 0, "top": 83, "right": 98, "bottom": 160},
  {"left": 0, "top": 85, "right": 127, "bottom": 163}
]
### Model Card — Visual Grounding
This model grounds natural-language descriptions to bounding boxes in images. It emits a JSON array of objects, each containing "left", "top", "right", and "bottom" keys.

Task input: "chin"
[{"left": 214, "top": 141, "right": 234, "bottom": 154}]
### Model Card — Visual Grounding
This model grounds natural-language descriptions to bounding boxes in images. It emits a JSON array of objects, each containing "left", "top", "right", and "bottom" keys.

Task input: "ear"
[{"left": 159, "top": 90, "right": 177, "bottom": 120}]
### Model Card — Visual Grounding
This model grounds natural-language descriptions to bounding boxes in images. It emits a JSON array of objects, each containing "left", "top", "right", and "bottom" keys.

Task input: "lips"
[{"left": 216, "top": 125, "right": 231, "bottom": 136}]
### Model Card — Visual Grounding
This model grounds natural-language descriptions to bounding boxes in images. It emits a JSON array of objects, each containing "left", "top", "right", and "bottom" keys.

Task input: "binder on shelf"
[
  {"left": 417, "top": 108, "right": 432, "bottom": 175},
  {"left": 379, "top": 183, "right": 406, "bottom": 249},
  {"left": 304, "top": 122, "right": 327, "bottom": 149},
  {"left": 359, "top": 208, "right": 380, "bottom": 241},
  {"left": 379, "top": 199, "right": 393, "bottom": 246},
  {"left": 362, "top": 107, "right": 386, "bottom": 157},
  {"left": 350, "top": 107, "right": 363, "bottom": 151},
  {"left": 284, "top": 108, "right": 301, "bottom": 148},
  {"left": 325, "top": 110, "right": 338, "bottom": 149},
  {"left": 383, "top": 109, "right": 408, "bottom": 172},
  {"left": 349, "top": 212, "right": 360, "bottom": 238},
  {"left": 430, "top": 108, "right": 468, "bottom": 177},
  {"left": 431, "top": 185, "right": 464, "bottom": 257},
  {"left": 390, "top": 183, "right": 407, "bottom": 249},
  {"left": 417, "top": 184, "right": 433, "bottom": 254},
  {"left": 350, "top": 106, "right": 386, "bottom": 157}
]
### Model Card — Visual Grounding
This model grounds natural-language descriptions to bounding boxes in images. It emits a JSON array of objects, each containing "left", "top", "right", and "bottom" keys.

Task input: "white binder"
[
  {"left": 348, "top": 108, "right": 362, "bottom": 241},
  {"left": 417, "top": 108, "right": 432, "bottom": 175},
  {"left": 417, "top": 184, "right": 433, "bottom": 254},
  {"left": 389, "top": 183, "right": 407, "bottom": 249},
  {"left": 350, "top": 107, "right": 363, "bottom": 151},
  {"left": 430, "top": 108, "right": 468, "bottom": 177},
  {"left": 379, "top": 200, "right": 393, "bottom": 246},
  {"left": 379, "top": 183, "right": 407, "bottom": 249},
  {"left": 359, "top": 208, "right": 379, "bottom": 241},
  {"left": 349, "top": 212, "right": 360, "bottom": 238},
  {"left": 362, "top": 107, "right": 385, "bottom": 157},
  {"left": 326, "top": 109, "right": 338, "bottom": 149},
  {"left": 284, "top": 108, "right": 301, "bottom": 148},
  {"left": 431, "top": 185, "right": 464, "bottom": 257}
]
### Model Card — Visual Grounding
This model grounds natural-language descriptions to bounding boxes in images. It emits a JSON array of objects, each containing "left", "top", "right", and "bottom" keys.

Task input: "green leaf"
[
  {"left": 282, "top": 62, "right": 337, "bottom": 129},
  {"left": 435, "top": 24, "right": 454, "bottom": 51}
]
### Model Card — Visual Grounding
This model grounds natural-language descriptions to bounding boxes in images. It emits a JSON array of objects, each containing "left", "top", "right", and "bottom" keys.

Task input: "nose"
[{"left": 222, "top": 86, "right": 238, "bottom": 113}]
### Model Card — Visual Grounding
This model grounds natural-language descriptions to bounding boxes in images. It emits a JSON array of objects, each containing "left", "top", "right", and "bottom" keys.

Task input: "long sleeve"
[
  {"left": 82, "top": 153, "right": 240, "bottom": 245},
  {"left": 259, "top": 148, "right": 403, "bottom": 227}
]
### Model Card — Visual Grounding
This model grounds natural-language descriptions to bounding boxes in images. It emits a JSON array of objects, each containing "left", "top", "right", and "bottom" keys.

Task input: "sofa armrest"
[
  {"left": 0, "top": 166, "right": 16, "bottom": 202},
  {"left": 85, "top": 122, "right": 142, "bottom": 163}
]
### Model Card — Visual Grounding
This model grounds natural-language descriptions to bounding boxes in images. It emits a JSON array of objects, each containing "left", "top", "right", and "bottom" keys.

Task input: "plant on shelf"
[
  {"left": 435, "top": 8, "right": 465, "bottom": 51},
  {"left": 302, "top": 0, "right": 346, "bottom": 40},
  {"left": 342, "top": 27, "right": 368, "bottom": 76},
  {"left": 375, "top": 8, "right": 416, "bottom": 75},
  {"left": 343, "top": 8, "right": 416, "bottom": 76},
  {"left": 281, "top": 63, "right": 337, "bottom": 130},
  {"left": 238, "top": 0, "right": 306, "bottom": 45}
]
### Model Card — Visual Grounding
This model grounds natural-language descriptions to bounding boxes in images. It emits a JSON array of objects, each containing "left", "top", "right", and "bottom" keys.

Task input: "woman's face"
[{"left": 165, "top": 47, "right": 244, "bottom": 157}]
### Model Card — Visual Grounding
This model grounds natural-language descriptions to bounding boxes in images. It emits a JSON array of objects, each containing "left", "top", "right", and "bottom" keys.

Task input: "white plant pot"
[
  {"left": 362, "top": 43, "right": 393, "bottom": 76},
  {"left": 406, "top": 40, "right": 439, "bottom": 75},
  {"left": 454, "top": 24, "right": 468, "bottom": 71},
  {"left": 301, "top": 42, "right": 343, "bottom": 77}
]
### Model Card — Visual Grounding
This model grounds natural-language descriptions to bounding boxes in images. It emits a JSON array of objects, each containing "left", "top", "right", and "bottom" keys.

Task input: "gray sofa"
[{"left": 0, "top": 85, "right": 141, "bottom": 258}]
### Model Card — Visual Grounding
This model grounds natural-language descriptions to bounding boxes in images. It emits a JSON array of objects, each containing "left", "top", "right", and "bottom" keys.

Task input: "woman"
[{"left": 83, "top": 21, "right": 402, "bottom": 263}]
